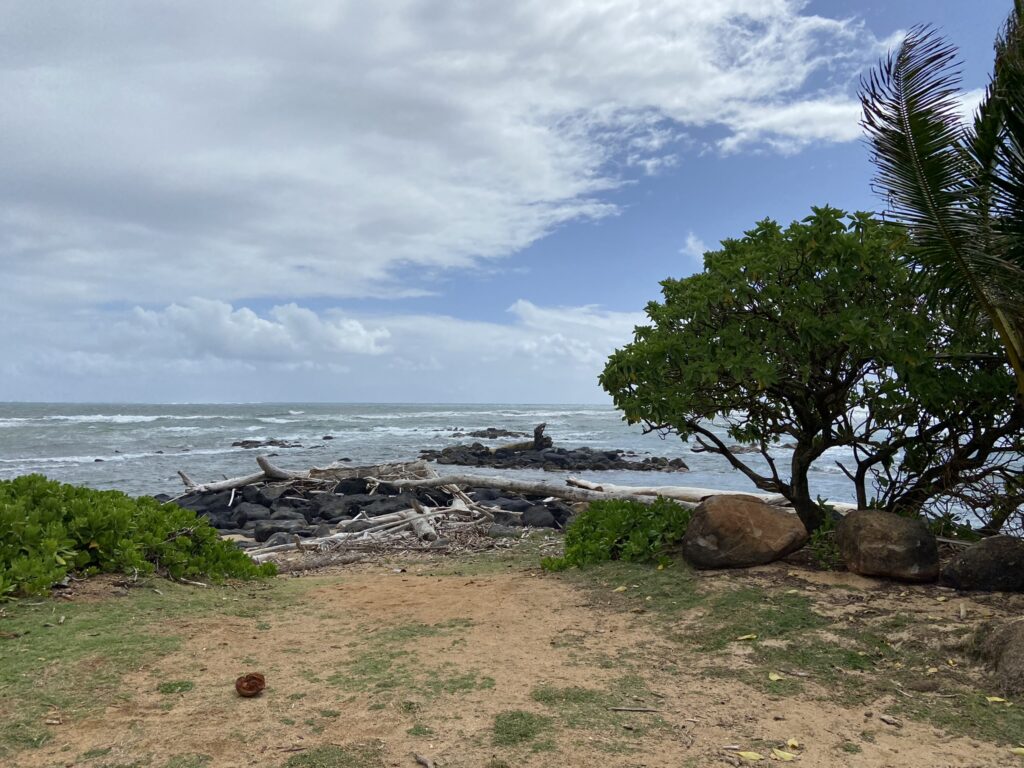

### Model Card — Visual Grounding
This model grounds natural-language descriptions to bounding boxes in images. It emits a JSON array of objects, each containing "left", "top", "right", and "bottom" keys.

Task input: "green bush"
[
  {"left": 542, "top": 497, "right": 690, "bottom": 571},
  {"left": 0, "top": 474, "right": 276, "bottom": 599},
  {"left": 806, "top": 514, "right": 841, "bottom": 571}
]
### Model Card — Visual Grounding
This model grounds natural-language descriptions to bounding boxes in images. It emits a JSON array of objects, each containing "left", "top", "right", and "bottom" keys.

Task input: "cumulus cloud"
[{"left": 0, "top": 299, "right": 644, "bottom": 402}]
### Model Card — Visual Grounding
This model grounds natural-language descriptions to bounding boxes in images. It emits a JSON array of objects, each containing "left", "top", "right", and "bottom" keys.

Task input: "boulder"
[
  {"left": 333, "top": 478, "right": 370, "bottom": 495},
  {"left": 836, "top": 510, "right": 938, "bottom": 582},
  {"left": 974, "top": 619, "right": 1024, "bottom": 696},
  {"left": 680, "top": 495, "right": 808, "bottom": 569},
  {"left": 940, "top": 536, "right": 1024, "bottom": 592},
  {"left": 230, "top": 502, "right": 272, "bottom": 526},
  {"left": 253, "top": 519, "right": 310, "bottom": 542},
  {"left": 522, "top": 505, "right": 556, "bottom": 528}
]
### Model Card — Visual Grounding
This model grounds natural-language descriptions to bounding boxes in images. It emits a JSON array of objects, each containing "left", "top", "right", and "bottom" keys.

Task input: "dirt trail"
[{"left": 20, "top": 559, "right": 1022, "bottom": 768}]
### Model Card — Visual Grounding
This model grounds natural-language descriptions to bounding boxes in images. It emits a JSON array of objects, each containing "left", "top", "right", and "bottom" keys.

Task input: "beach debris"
[{"left": 235, "top": 672, "right": 266, "bottom": 698}]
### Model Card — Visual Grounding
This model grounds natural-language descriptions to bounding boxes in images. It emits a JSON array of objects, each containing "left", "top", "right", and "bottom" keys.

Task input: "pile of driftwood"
[{"left": 174, "top": 455, "right": 858, "bottom": 566}]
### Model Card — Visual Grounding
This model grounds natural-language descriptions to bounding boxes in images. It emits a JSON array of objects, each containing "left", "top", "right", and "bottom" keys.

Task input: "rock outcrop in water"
[{"left": 420, "top": 425, "right": 688, "bottom": 472}]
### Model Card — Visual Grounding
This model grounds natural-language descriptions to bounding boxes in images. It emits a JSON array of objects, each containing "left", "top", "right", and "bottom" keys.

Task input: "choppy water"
[{"left": 0, "top": 403, "right": 858, "bottom": 501}]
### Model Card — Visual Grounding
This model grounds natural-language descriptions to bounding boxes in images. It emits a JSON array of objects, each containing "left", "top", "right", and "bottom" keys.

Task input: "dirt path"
[{"left": 16, "top": 556, "right": 1024, "bottom": 768}]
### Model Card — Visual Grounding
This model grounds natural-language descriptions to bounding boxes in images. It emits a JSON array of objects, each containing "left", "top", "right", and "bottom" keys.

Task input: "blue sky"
[{"left": 0, "top": 1, "right": 1012, "bottom": 403}]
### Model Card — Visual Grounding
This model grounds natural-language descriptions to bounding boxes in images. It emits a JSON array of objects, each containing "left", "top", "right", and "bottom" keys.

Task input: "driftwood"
[
  {"left": 177, "top": 457, "right": 435, "bottom": 494},
  {"left": 565, "top": 477, "right": 858, "bottom": 513},
  {"left": 385, "top": 474, "right": 697, "bottom": 507}
]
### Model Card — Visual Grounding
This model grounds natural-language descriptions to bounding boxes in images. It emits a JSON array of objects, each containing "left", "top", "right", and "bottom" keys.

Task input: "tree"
[
  {"left": 600, "top": 207, "right": 1022, "bottom": 533},
  {"left": 860, "top": 2, "right": 1024, "bottom": 397}
]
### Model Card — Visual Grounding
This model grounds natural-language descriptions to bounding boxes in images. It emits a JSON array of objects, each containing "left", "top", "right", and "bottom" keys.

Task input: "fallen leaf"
[
  {"left": 613, "top": 586, "right": 628, "bottom": 593},
  {"left": 657, "top": 564, "right": 665, "bottom": 571},
  {"left": 786, "top": 738, "right": 800, "bottom": 750},
  {"left": 926, "top": 667, "right": 939, "bottom": 675},
  {"left": 987, "top": 696, "right": 1007, "bottom": 703},
  {"left": 1010, "top": 747, "right": 1024, "bottom": 756},
  {"left": 735, "top": 634, "right": 758, "bottom": 641},
  {"left": 935, "top": 596, "right": 948, "bottom": 602},
  {"left": 947, "top": 659, "right": 958, "bottom": 667},
  {"left": 771, "top": 748, "right": 796, "bottom": 761},
  {"left": 768, "top": 672, "right": 784, "bottom": 681},
  {"left": 736, "top": 752, "right": 764, "bottom": 762},
  {"left": 785, "top": 589, "right": 799, "bottom": 595}
]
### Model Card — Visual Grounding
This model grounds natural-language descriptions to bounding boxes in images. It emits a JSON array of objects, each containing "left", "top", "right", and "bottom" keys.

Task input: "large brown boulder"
[
  {"left": 940, "top": 535, "right": 1024, "bottom": 592},
  {"left": 680, "top": 495, "right": 808, "bottom": 569},
  {"left": 974, "top": 619, "right": 1024, "bottom": 696},
  {"left": 836, "top": 510, "right": 938, "bottom": 582}
]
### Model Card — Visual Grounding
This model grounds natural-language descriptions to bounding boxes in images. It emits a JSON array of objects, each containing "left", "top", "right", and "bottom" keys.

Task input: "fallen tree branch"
[
  {"left": 565, "top": 477, "right": 857, "bottom": 512},
  {"left": 386, "top": 474, "right": 694, "bottom": 506}
]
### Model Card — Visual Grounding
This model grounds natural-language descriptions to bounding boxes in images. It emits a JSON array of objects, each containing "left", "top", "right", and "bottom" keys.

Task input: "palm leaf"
[{"left": 861, "top": 21, "right": 1024, "bottom": 396}]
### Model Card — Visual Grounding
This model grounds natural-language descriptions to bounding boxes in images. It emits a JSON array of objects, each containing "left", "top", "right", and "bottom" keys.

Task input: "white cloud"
[
  {"left": 0, "top": 1, "right": 895, "bottom": 400},
  {"left": 680, "top": 232, "right": 708, "bottom": 261},
  {"left": 0, "top": 298, "right": 643, "bottom": 402},
  {"left": 2, "top": 1, "right": 884, "bottom": 309}
]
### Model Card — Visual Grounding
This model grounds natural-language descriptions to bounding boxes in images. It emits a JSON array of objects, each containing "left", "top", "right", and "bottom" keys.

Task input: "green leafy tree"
[
  {"left": 860, "top": 2, "right": 1024, "bottom": 397},
  {"left": 600, "top": 207, "right": 1022, "bottom": 533}
]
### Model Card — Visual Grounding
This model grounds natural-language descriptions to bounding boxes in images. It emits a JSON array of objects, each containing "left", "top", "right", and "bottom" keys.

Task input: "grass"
[
  {"left": 530, "top": 675, "right": 667, "bottom": 735},
  {"left": 406, "top": 723, "right": 433, "bottom": 736},
  {"left": 281, "top": 743, "right": 383, "bottom": 768},
  {"left": 492, "top": 710, "right": 553, "bottom": 747},
  {"left": 0, "top": 576, "right": 313, "bottom": 759},
  {"left": 327, "top": 619, "right": 491, "bottom": 703},
  {"left": 561, "top": 556, "right": 1024, "bottom": 747},
  {"left": 156, "top": 680, "right": 194, "bottom": 695}
]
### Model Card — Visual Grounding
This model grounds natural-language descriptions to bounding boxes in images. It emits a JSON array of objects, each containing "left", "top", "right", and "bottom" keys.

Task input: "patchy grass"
[
  {"left": 327, "top": 618, "right": 491, "bottom": 703},
  {"left": 164, "top": 756, "right": 213, "bottom": 768},
  {"left": 156, "top": 680, "right": 194, "bottom": 695},
  {"left": 0, "top": 577, "right": 312, "bottom": 759},
  {"left": 492, "top": 710, "right": 554, "bottom": 747},
  {"left": 530, "top": 675, "right": 667, "bottom": 735},
  {"left": 281, "top": 743, "right": 383, "bottom": 768},
  {"left": 406, "top": 723, "right": 433, "bottom": 737}
]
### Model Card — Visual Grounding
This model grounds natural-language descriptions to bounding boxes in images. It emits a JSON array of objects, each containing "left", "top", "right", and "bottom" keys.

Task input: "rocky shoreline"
[{"left": 160, "top": 476, "right": 575, "bottom": 547}]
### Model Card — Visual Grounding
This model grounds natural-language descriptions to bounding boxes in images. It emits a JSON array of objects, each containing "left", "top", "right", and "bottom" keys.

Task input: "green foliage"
[
  {"left": 861, "top": 8, "right": 1024, "bottom": 396},
  {"left": 542, "top": 498, "right": 690, "bottom": 571},
  {"left": 0, "top": 474, "right": 275, "bottom": 598},
  {"left": 600, "top": 207, "right": 1021, "bottom": 531},
  {"left": 807, "top": 513, "right": 841, "bottom": 571}
]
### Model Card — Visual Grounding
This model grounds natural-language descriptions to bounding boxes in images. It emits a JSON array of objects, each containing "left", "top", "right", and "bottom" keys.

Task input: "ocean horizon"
[{"left": 0, "top": 402, "right": 859, "bottom": 503}]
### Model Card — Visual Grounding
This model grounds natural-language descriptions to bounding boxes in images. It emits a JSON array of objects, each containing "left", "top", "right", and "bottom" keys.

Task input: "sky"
[{"left": 0, "top": 0, "right": 1012, "bottom": 404}]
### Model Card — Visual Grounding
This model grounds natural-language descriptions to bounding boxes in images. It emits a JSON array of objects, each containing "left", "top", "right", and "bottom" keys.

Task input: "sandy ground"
[{"left": 18, "top": 557, "right": 1024, "bottom": 768}]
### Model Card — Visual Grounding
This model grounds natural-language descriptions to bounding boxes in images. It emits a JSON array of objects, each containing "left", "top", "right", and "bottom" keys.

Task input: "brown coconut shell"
[{"left": 235, "top": 672, "right": 266, "bottom": 698}]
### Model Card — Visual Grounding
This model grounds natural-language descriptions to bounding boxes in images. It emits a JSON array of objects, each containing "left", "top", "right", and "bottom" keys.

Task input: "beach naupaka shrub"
[
  {"left": 0, "top": 474, "right": 275, "bottom": 599},
  {"left": 542, "top": 497, "right": 690, "bottom": 570},
  {"left": 601, "top": 207, "right": 1022, "bottom": 534}
]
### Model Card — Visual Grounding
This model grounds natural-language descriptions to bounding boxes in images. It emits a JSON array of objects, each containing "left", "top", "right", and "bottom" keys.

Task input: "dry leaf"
[
  {"left": 735, "top": 634, "right": 758, "bottom": 641},
  {"left": 926, "top": 667, "right": 939, "bottom": 675},
  {"left": 786, "top": 738, "right": 800, "bottom": 750},
  {"left": 1010, "top": 747, "right": 1024, "bottom": 756},
  {"left": 657, "top": 564, "right": 665, "bottom": 571},
  {"left": 613, "top": 586, "right": 628, "bottom": 593},
  {"left": 987, "top": 696, "right": 1007, "bottom": 703},
  {"left": 768, "top": 672, "right": 784, "bottom": 681},
  {"left": 736, "top": 752, "right": 765, "bottom": 762},
  {"left": 771, "top": 748, "right": 796, "bottom": 761},
  {"left": 935, "top": 596, "right": 948, "bottom": 602},
  {"left": 947, "top": 659, "right": 958, "bottom": 667}
]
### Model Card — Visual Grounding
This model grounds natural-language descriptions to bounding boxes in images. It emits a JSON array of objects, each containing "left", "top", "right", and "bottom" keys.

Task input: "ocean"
[{"left": 0, "top": 403, "right": 858, "bottom": 502}]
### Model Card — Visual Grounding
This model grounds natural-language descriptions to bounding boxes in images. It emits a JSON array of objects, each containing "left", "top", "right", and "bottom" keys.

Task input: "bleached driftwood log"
[
  {"left": 382, "top": 474, "right": 697, "bottom": 507},
  {"left": 565, "top": 477, "right": 858, "bottom": 513},
  {"left": 177, "top": 457, "right": 436, "bottom": 494}
]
